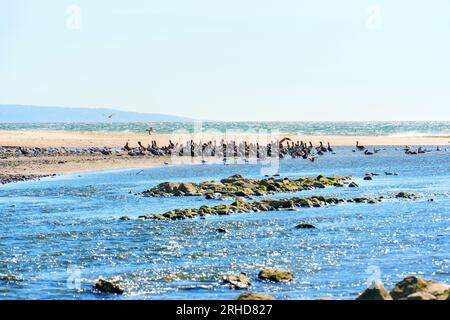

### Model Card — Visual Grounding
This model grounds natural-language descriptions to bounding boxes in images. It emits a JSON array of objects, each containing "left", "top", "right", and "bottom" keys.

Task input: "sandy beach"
[
  {"left": 1, "top": 130, "right": 449, "bottom": 183},
  {"left": 1, "top": 130, "right": 449, "bottom": 147}
]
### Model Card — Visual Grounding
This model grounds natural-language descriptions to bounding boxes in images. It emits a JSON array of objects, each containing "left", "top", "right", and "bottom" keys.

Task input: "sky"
[{"left": 1, "top": 0, "right": 450, "bottom": 121}]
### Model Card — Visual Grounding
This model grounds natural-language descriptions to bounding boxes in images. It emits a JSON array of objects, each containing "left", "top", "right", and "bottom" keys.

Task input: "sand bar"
[
  {"left": 1, "top": 130, "right": 449, "bottom": 148},
  {"left": 1, "top": 130, "right": 449, "bottom": 183}
]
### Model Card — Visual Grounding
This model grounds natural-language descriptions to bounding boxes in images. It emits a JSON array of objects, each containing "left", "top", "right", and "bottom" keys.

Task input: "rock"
[
  {"left": 312, "top": 181, "right": 326, "bottom": 188},
  {"left": 264, "top": 199, "right": 295, "bottom": 210},
  {"left": 385, "top": 172, "right": 399, "bottom": 176},
  {"left": 237, "top": 292, "right": 276, "bottom": 300},
  {"left": 223, "top": 273, "right": 251, "bottom": 289},
  {"left": 119, "top": 216, "right": 131, "bottom": 220},
  {"left": 205, "top": 193, "right": 216, "bottom": 199},
  {"left": 258, "top": 268, "right": 293, "bottom": 282},
  {"left": 178, "top": 182, "right": 201, "bottom": 195},
  {"left": 395, "top": 192, "right": 417, "bottom": 199},
  {"left": 0, "top": 273, "right": 23, "bottom": 283},
  {"left": 93, "top": 279, "right": 124, "bottom": 294},
  {"left": 220, "top": 174, "right": 245, "bottom": 184},
  {"left": 216, "top": 228, "right": 228, "bottom": 233},
  {"left": 348, "top": 182, "right": 359, "bottom": 187},
  {"left": 390, "top": 276, "right": 450, "bottom": 300},
  {"left": 356, "top": 283, "right": 393, "bottom": 300},
  {"left": 363, "top": 175, "right": 372, "bottom": 180},
  {"left": 296, "top": 223, "right": 316, "bottom": 229},
  {"left": 143, "top": 174, "right": 355, "bottom": 198},
  {"left": 138, "top": 193, "right": 398, "bottom": 221},
  {"left": 406, "top": 292, "right": 437, "bottom": 300}
]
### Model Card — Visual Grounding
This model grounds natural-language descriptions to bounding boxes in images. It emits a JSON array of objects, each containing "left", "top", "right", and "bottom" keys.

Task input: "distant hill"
[{"left": 0, "top": 105, "right": 193, "bottom": 122}]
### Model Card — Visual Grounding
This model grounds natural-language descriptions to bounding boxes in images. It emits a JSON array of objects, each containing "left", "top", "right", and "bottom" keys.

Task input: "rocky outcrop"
[
  {"left": 133, "top": 195, "right": 382, "bottom": 221},
  {"left": 223, "top": 273, "right": 252, "bottom": 289},
  {"left": 0, "top": 173, "right": 53, "bottom": 184},
  {"left": 258, "top": 268, "right": 293, "bottom": 282},
  {"left": 93, "top": 279, "right": 124, "bottom": 294},
  {"left": 395, "top": 192, "right": 417, "bottom": 199},
  {"left": 356, "top": 283, "right": 393, "bottom": 300},
  {"left": 237, "top": 292, "right": 276, "bottom": 300},
  {"left": 390, "top": 276, "right": 450, "bottom": 300},
  {"left": 142, "top": 174, "right": 356, "bottom": 198}
]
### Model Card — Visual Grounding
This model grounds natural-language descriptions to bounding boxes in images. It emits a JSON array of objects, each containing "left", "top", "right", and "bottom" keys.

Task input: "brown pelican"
[
  {"left": 327, "top": 142, "right": 333, "bottom": 152},
  {"left": 356, "top": 141, "right": 365, "bottom": 151}
]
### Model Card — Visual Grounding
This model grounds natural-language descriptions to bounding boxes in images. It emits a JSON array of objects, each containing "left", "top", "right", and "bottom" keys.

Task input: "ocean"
[
  {"left": 1, "top": 147, "right": 449, "bottom": 299},
  {"left": 1, "top": 121, "right": 449, "bottom": 136}
]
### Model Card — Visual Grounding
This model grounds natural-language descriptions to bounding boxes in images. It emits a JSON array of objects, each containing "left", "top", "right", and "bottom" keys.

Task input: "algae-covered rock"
[
  {"left": 178, "top": 182, "right": 201, "bottom": 195},
  {"left": 142, "top": 174, "right": 356, "bottom": 198},
  {"left": 127, "top": 193, "right": 396, "bottom": 221},
  {"left": 390, "top": 276, "right": 450, "bottom": 300},
  {"left": 395, "top": 192, "right": 417, "bottom": 199},
  {"left": 258, "top": 268, "right": 293, "bottom": 282},
  {"left": 93, "top": 279, "right": 124, "bottom": 294},
  {"left": 237, "top": 292, "right": 276, "bottom": 300}
]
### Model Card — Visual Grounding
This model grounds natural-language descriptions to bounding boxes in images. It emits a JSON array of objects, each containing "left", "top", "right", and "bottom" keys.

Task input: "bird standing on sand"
[
  {"left": 123, "top": 142, "right": 131, "bottom": 151},
  {"left": 356, "top": 141, "right": 365, "bottom": 151},
  {"left": 327, "top": 142, "right": 333, "bottom": 152}
]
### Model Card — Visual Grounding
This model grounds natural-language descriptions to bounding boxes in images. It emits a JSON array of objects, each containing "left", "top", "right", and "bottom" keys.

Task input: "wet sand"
[{"left": 0, "top": 130, "right": 448, "bottom": 184}]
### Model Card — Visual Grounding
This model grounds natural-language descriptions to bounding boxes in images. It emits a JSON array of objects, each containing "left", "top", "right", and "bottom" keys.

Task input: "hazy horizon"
[{"left": 1, "top": 1, "right": 450, "bottom": 121}]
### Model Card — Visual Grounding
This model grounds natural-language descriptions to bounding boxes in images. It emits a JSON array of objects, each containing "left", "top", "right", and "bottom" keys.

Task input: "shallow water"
[{"left": 0, "top": 147, "right": 449, "bottom": 300}]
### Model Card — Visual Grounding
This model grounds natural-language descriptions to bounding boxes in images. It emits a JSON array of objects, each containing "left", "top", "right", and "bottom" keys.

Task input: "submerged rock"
[
  {"left": 258, "top": 268, "right": 293, "bottom": 282},
  {"left": 237, "top": 292, "right": 276, "bottom": 300},
  {"left": 223, "top": 273, "right": 251, "bottom": 289},
  {"left": 93, "top": 279, "right": 124, "bottom": 294},
  {"left": 295, "top": 223, "right": 316, "bottom": 229},
  {"left": 356, "top": 283, "right": 392, "bottom": 300},
  {"left": 0, "top": 273, "right": 23, "bottom": 283},
  {"left": 385, "top": 172, "right": 399, "bottom": 176}
]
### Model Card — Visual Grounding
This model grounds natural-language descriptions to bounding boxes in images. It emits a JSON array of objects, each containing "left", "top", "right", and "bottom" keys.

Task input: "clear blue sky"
[{"left": 1, "top": 0, "right": 449, "bottom": 121}]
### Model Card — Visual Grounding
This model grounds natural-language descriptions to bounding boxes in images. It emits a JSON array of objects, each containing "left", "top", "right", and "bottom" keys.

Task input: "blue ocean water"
[
  {"left": 1, "top": 121, "right": 449, "bottom": 136},
  {"left": 0, "top": 147, "right": 449, "bottom": 300}
]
